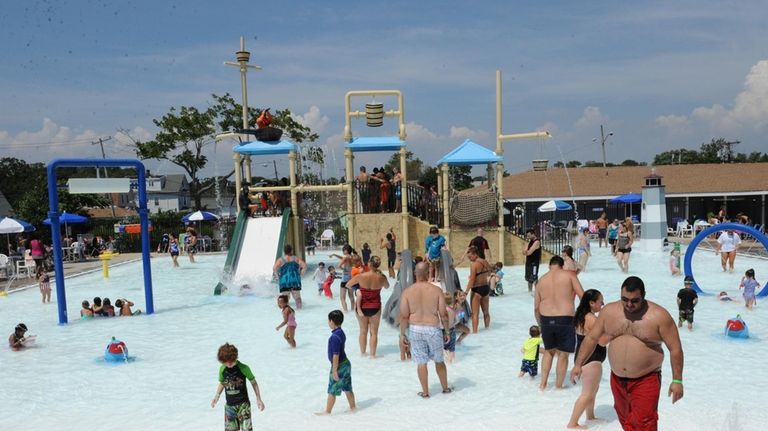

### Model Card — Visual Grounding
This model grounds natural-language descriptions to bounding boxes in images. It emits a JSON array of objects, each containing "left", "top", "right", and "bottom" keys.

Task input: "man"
[
  {"left": 572, "top": 276, "right": 684, "bottom": 430},
  {"left": 522, "top": 229, "right": 541, "bottom": 294},
  {"left": 356, "top": 166, "right": 370, "bottom": 212},
  {"left": 534, "top": 255, "right": 584, "bottom": 390},
  {"left": 596, "top": 212, "right": 609, "bottom": 248},
  {"left": 469, "top": 228, "right": 491, "bottom": 261},
  {"left": 400, "top": 262, "right": 452, "bottom": 398}
]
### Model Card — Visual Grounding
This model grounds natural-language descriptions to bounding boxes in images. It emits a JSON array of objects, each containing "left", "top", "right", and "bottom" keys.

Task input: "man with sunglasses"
[{"left": 571, "top": 276, "right": 684, "bottom": 430}]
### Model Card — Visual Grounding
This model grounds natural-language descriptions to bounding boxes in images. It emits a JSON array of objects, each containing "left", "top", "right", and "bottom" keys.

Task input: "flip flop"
[
  {"left": 442, "top": 387, "right": 454, "bottom": 394},
  {"left": 417, "top": 392, "right": 430, "bottom": 398}
]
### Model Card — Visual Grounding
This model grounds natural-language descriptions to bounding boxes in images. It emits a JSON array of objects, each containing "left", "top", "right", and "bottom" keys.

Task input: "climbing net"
[{"left": 450, "top": 189, "right": 498, "bottom": 227}]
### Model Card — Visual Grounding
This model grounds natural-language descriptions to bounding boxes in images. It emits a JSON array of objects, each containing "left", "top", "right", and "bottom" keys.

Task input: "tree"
[
  {"left": 449, "top": 165, "right": 473, "bottom": 191},
  {"left": 620, "top": 159, "right": 645, "bottom": 166},
  {"left": 566, "top": 160, "right": 582, "bottom": 168},
  {"left": 553, "top": 161, "right": 564, "bottom": 168},
  {"left": 124, "top": 93, "right": 318, "bottom": 209},
  {"left": 384, "top": 150, "right": 424, "bottom": 180},
  {"left": 0, "top": 158, "right": 46, "bottom": 211}
]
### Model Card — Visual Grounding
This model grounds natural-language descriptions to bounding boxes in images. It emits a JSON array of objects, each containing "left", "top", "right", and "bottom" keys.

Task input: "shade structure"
[
  {"left": 538, "top": 200, "right": 573, "bottom": 212},
  {"left": 233, "top": 139, "right": 298, "bottom": 156},
  {"left": 436, "top": 139, "right": 502, "bottom": 166},
  {"left": 344, "top": 136, "right": 406, "bottom": 153},
  {"left": 42, "top": 212, "right": 89, "bottom": 225},
  {"left": 0, "top": 217, "right": 36, "bottom": 234},
  {"left": 610, "top": 193, "right": 642, "bottom": 204},
  {"left": 181, "top": 211, "right": 220, "bottom": 222}
]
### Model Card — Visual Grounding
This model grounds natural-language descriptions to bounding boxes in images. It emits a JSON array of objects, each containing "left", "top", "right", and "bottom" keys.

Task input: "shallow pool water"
[{"left": 1, "top": 241, "right": 766, "bottom": 430}]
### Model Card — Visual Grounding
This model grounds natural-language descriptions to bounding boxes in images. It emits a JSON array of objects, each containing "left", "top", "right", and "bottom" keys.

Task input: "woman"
[
  {"left": 464, "top": 246, "right": 493, "bottom": 333},
  {"left": 616, "top": 222, "right": 634, "bottom": 273},
  {"left": 330, "top": 245, "right": 355, "bottom": 312},
  {"left": 576, "top": 228, "right": 591, "bottom": 272},
  {"left": 273, "top": 244, "right": 307, "bottom": 309},
  {"left": 380, "top": 229, "right": 397, "bottom": 278},
  {"left": 29, "top": 236, "right": 45, "bottom": 270},
  {"left": 561, "top": 245, "right": 580, "bottom": 274},
  {"left": 567, "top": 289, "right": 610, "bottom": 429},
  {"left": 347, "top": 256, "right": 389, "bottom": 358},
  {"left": 716, "top": 229, "right": 741, "bottom": 272},
  {"left": 185, "top": 227, "right": 198, "bottom": 263}
]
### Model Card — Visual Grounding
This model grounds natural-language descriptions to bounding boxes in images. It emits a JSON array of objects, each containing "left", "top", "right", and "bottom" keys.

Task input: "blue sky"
[{"left": 2, "top": 1, "right": 767, "bottom": 179}]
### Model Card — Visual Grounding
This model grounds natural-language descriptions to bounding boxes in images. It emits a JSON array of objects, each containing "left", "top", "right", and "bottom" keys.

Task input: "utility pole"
[
  {"left": 91, "top": 136, "right": 115, "bottom": 217},
  {"left": 720, "top": 140, "right": 740, "bottom": 163},
  {"left": 593, "top": 125, "right": 613, "bottom": 175}
]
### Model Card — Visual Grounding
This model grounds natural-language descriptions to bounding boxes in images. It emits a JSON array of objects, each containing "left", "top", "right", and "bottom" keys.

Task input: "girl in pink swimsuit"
[{"left": 276, "top": 296, "right": 297, "bottom": 348}]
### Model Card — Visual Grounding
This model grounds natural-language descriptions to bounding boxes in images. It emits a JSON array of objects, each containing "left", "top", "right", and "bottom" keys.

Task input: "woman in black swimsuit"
[
  {"left": 567, "top": 289, "right": 609, "bottom": 429},
  {"left": 464, "top": 246, "right": 493, "bottom": 333}
]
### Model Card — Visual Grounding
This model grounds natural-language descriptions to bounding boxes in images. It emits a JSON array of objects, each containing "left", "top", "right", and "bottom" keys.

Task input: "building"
[
  {"left": 0, "top": 190, "right": 13, "bottom": 215},
  {"left": 118, "top": 174, "right": 191, "bottom": 214},
  {"left": 491, "top": 163, "right": 768, "bottom": 230}
]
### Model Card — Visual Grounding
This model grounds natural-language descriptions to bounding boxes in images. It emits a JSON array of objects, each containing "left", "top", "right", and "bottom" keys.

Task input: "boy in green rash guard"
[{"left": 211, "top": 343, "right": 265, "bottom": 431}]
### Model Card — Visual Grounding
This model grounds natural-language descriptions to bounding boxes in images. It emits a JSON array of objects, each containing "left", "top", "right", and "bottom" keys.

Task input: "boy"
[
  {"left": 519, "top": 325, "right": 543, "bottom": 378},
  {"left": 9, "top": 323, "right": 35, "bottom": 351},
  {"left": 489, "top": 262, "right": 504, "bottom": 297},
  {"left": 677, "top": 276, "right": 699, "bottom": 331},
  {"left": 115, "top": 298, "right": 142, "bottom": 316},
  {"left": 211, "top": 343, "right": 265, "bottom": 431},
  {"left": 425, "top": 226, "right": 446, "bottom": 282},
  {"left": 313, "top": 262, "right": 328, "bottom": 295},
  {"left": 316, "top": 310, "right": 356, "bottom": 415}
]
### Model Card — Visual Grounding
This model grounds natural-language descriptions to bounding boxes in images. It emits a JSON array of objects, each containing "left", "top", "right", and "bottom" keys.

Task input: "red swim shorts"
[{"left": 610, "top": 371, "right": 661, "bottom": 431}]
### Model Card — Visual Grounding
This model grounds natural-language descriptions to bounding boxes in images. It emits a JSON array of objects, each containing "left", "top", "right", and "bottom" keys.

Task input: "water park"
[{"left": 3, "top": 37, "right": 768, "bottom": 431}]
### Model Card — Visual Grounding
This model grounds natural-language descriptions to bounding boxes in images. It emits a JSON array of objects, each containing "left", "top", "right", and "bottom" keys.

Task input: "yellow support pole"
[
  {"left": 233, "top": 153, "right": 242, "bottom": 213},
  {"left": 399, "top": 147, "right": 409, "bottom": 250},
  {"left": 244, "top": 156, "right": 252, "bottom": 183},
  {"left": 441, "top": 163, "right": 451, "bottom": 245},
  {"left": 289, "top": 150, "right": 300, "bottom": 251},
  {"left": 345, "top": 148, "right": 355, "bottom": 248}
]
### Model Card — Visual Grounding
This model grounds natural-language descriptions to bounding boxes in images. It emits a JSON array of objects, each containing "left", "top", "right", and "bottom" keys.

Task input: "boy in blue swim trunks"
[
  {"left": 316, "top": 310, "right": 356, "bottom": 415},
  {"left": 211, "top": 343, "right": 265, "bottom": 431},
  {"left": 519, "top": 325, "right": 543, "bottom": 378}
]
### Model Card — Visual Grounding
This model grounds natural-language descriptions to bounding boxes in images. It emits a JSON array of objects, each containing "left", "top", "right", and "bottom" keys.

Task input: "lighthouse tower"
[{"left": 641, "top": 169, "right": 668, "bottom": 250}]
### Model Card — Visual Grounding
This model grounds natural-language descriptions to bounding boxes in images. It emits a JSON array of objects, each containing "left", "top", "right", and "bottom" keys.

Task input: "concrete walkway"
[{"left": 2, "top": 253, "right": 144, "bottom": 294}]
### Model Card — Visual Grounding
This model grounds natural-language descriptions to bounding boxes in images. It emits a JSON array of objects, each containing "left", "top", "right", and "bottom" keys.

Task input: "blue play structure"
[
  {"left": 725, "top": 315, "right": 749, "bottom": 339},
  {"left": 683, "top": 222, "right": 768, "bottom": 297},
  {"left": 47, "top": 159, "right": 154, "bottom": 324}
]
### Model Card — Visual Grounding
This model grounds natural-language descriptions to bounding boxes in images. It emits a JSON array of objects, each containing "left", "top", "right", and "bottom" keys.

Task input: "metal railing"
[
  {"left": 352, "top": 179, "right": 400, "bottom": 214},
  {"left": 509, "top": 221, "right": 572, "bottom": 257},
  {"left": 406, "top": 183, "right": 443, "bottom": 227}
]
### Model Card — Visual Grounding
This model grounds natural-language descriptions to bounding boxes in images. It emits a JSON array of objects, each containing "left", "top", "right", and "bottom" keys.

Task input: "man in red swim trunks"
[{"left": 572, "top": 276, "right": 684, "bottom": 430}]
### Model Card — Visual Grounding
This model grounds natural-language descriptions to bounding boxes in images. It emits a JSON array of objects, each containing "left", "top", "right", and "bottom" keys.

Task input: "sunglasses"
[{"left": 621, "top": 296, "right": 642, "bottom": 304}]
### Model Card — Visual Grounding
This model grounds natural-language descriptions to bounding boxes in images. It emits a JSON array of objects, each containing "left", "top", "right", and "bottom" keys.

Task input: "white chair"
[
  {"left": 320, "top": 229, "right": 335, "bottom": 249},
  {"left": 16, "top": 258, "right": 35, "bottom": 278},
  {"left": 0, "top": 254, "right": 9, "bottom": 279},
  {"left": 677, "top": 221, "right": 693, "bottom": 238}
]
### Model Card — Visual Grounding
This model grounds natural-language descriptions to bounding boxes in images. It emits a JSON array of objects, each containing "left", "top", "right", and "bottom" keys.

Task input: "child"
[
  {"left": 8, "top": 323, "right": 36, "bottom": 351},
  {"left": 102, "top": 297, "right": 116, "bottom": 316},
  {"left": 519, "top": 325, "right": 543, "bottom": 378},
  {"left": 361, "top": 243, "right": 371, "bottom": 271},
  {"left": 740, "top": 268, "right": 759, "bottom": 310},
  {"left": 453, "top": 290, "right": 471, "bottom": 344},
  {"left": 677, "top": 276, "right": 698, "bottom": 330},
  {"left": 489, "top": 262, "right": 504, "bottom": 297},
  {"left": 669, "top": 249, "right": 681, "bottom": 276},
  {"left": 718, "top": 291, "right": 737, "bottom": 302},
  {"left": 115, "top": 298, "right": 142, "bottom": 316},
  {"left": 443, "top": 293, "right": 458, "bottom": 363},
  {"left": 93, "top": 297, "right": 108, "bottom": 317},
  {"left": 211, "top": 343, "right": 265, "bottom": 430},
  {"left": 80, "top": 300, "right": 94, "bottom": 319},
  {"left": 425, "top": 226, "right": 446, "bottom": 282},
  {"left": 37, "top": 267, "right": 51, "bottom": 303},
  {"left": 322, "top": 266, "right": 337, "bottom": 299},
  {"left": 316, "top": 310, "right": 356, "bottom": 415},
  {"left": 313, "top": 262, "right": 328, "bottom": 296},
  {"left": 275, "top": 296, "right": 297, "bottom": 348}
]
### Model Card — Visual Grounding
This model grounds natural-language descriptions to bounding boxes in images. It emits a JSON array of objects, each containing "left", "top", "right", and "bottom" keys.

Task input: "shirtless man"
[
  {"left": 534, "top": 255, "right": 584, "bottom": 390},
  {"left": 572, "top": 276, "right": 684, "bottom": 430},
  {"left": 400, "top": 262, "right": 452, "bottom": 398},
  {"left": 596, "top": 212, "right": 609, "bottom": 248}
]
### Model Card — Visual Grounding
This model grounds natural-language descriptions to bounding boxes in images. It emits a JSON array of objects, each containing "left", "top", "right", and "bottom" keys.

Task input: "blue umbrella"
[
  {"left": 538, "top": 200, "right": 573, "bottom": 212},
  {"left": 610, "top": 193, "right": 642, "bottom": 204},
  {"left": 181, "top": 211, "right": 220, "bottom": 222},
  {"left": 43, "top": 211, "right": 89, "bottom": 237}
]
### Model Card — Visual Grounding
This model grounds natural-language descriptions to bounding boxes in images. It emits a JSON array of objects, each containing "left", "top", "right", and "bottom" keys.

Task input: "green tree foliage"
[
  {"left": 384, "top": 150, "right": 424, "bottom": 180},
  {"left": 620, "top": 159, "right": 646, "bottom": 166},
  {"left": 449, "top": 165, "right": 473, "bottom": 191},
  {"left": 653, "top": 138, "right": 767, "bottom": 165},
  {"left": 124, "top": 93, "right": 318, "bottom": 209}
]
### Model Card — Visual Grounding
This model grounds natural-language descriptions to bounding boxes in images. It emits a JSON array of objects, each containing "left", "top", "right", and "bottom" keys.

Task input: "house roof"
[
  {"left": 345, "top": 136, "right": 406, "bottom": 152},
  {"left": 437, "top": 139, "right": 502, "bottom": 166},
  {"left": 472, "top": 163, "right": 768, "bottom": 201},
  {"left": 85, "top": 207, "right": 138, "bottom": 219},
  {"left": 0, "top": 190, "right": 13, "bottom": 216},
  {"left": 150, "top": 174, "right": 188, "bottom": 194}
]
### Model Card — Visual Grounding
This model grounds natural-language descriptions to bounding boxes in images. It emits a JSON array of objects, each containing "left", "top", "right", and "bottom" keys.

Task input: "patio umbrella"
[
  {"left": 43, "top": 211, "right": 89, "bottom": 237},
  {"left": 610, "top": 193, "right": 642, "bottom": 218},
  {"left": 181, "top": 211, "right": 220, "bottom": 222},
  {"left": 0, "top": 216, "right": 36, "bottom": 255},
  {"left": 538, "top": 200, "right": 573, "bottom": 212}
]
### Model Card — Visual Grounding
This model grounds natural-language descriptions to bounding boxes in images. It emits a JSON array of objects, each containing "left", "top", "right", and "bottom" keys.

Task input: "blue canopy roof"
[
  {"left": 233, "top": 139, "right": 298, "bottom": 156},
  {"left": 345, "top": 136, "right": 406, "bottom": 152},
  {"left": 436, "top": 139, "right": 502, "bottom": 166}
]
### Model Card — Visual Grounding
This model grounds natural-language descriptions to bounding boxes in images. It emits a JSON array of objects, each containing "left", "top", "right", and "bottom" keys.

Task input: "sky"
[{"left": 1, "top": 0, "right": 767, "bottom": 180}]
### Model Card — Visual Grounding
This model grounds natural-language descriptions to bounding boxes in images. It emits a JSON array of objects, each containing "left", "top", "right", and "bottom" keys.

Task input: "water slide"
[{"left": 214, "top": 209, "right": 290, "bottom": 295}]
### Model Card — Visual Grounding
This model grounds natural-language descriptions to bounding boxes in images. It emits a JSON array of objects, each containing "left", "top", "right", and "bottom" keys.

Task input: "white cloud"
[
  {"left": 574, "top": 106, "right": 608, "bottom": 129},
  {"left": 655, "top": 114, "right": 689, "bottom": 128},
  {"left": 293, "top": 105, "right": 329, "bottom": 134},
  {"left": 449, "top": 126, "right": 490, "bottom": 142}
]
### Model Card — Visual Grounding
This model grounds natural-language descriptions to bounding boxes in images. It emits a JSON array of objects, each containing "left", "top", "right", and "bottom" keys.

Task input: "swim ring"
[
  {"left": 104, "top": 337, "right": 129, "bottom": 362},
  {"left": 725, "top": 315, "right": 749, "bottom": 339}
]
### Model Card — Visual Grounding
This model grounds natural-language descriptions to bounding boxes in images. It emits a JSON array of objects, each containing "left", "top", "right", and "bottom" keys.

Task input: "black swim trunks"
[
  {"left": 471, "top": 285, "right": 491, "bottom": 297},
  {"left": 525, "top": 262, "right": 539, "bottom": 283},
  {"left": 598, "top": 228, "right": 607, "bottom": 239},
  {"left": 540, "top": 315, "right": 576, "bottom": 353},
  {"left": 679, "top": 309, "right": 694, "bottom": 324}
]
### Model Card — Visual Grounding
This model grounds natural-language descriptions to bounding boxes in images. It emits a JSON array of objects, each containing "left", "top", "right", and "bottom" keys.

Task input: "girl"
[
  {"left": 322, "top": 266, "right": 337, "bottom": 299},
  {"left": 568, "top": 289, "right": 609, "bottom": 429},
  {"left": 169, "top": 233, "right": 180, "bottom": 267},
  {"left": 669, "top": 249, "right": 681, "bottom": 276},
  {"left": 453, "top": 290, "right": 471, "bottom": 345},
  {"left": 740, "top": 268, "right": 759, "bottom": 310},
  {"left": 443, "top": 292, "right": 458, "bottom": 363},
  {"left": 330, "top": 245, "right": 355, "bottom": 312},
  {"left": 275, "top": 295, "right": 297, "bottom": 348},
  {"left": 81, "top": 300, "right": 94, "bottom": 319},
  {"left": 185, "top": 227, "right": 198, "bottom": 263},
  {"left": 37, "top": 267, "right": 51, "bottom": 303},
  {"left": 616, "top": 222, "right": 634, "bottom": 273},
  {"left": 562, "top": 245, "right": 580, "bottom": 274}
]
